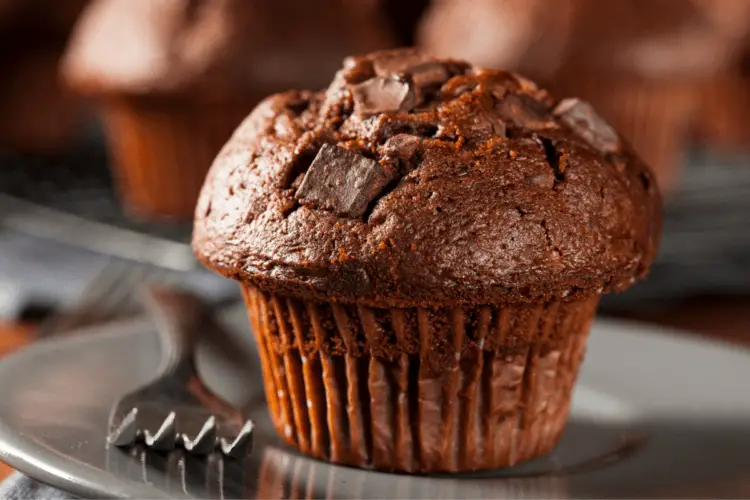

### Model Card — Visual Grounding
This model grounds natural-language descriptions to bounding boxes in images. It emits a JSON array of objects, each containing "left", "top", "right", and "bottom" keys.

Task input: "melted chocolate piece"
[
  {"left": 372, "top": 49, "right": 431, "bottom": 77},
  {"left": 496, "top": 93, "right": 553, "bottom": 130},
  {"left": 371, "top": 49, "right": 450, "bottom": 91},
  {"left": 295, "top": 144, "right": 393, "bottom": 217},
  {"left": 342, "top": 57, "right": 375, "bottom": 84},
  {"left": 382, "top": 134, "right": 423, "bottom": 174},
  {"left": 467, "top": 110, "right": 507, "bottom": 138},
  {"left": 554, "top": 98, "right": 620, "bottom": 154},
  {"left": 383, "top": 133, "right": 421, "bottom": 159},
  {"left": 351, "top": 76, "right": 416, "bottom": 116},
  {"left": 408, "top": 61, "right": 450, "bottom": 89},
  {"left": 440, "top": 75, "right": 478, "bottom": 98}
]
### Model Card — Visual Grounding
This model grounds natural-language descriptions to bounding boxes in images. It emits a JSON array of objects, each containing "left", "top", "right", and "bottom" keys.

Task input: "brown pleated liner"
[
  {"left": 99, "top": 97, "right": 253, "bottom": 220},
  {"left": 242, "top": 284, "right": 599, "bottom": 473},
  {"left": 551, "top": 75, "right": 700, "bottom": 192}
]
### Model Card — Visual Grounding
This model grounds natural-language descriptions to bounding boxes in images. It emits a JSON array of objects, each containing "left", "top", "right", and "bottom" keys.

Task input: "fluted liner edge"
[{"left": 242, "top": 284, "right": 598, "bottom": 473}]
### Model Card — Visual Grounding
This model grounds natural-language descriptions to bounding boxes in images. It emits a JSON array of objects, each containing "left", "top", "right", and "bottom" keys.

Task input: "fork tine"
[
  {"left": 107, "top": 407, "right": 139, "bottom": 446},
  {"left": 205, "top": 453, "right": 226, "bottom": 500},
  {"left": 165, "top": 449, "right": 189, "bottom": 496},
  {"left": 107, "top": 286, "right": 252, "bottom": 461},
  {"left": 219, "top": 420, "right": 254, "bottom": 459},
  {"left": 126, "top": 445, "right": 149, "bottom": 484},
  {"left": 144, "top": 411, "right": 178, "bottom": 451},
  {"left": 183, "top": 415, "right": 217, "bottom": 455}
]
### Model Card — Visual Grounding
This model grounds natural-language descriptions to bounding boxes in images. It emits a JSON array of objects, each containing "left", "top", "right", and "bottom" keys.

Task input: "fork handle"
[
  {"left": 141, "top": 286, "right": 245, "bottom": 425},
  {"left": 141, "top": 286, "right": 204, "bottom": 379}
]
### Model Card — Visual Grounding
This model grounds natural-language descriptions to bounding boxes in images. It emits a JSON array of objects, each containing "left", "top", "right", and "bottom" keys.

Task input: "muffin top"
[
  {"left": 193, "top": 49, "right": 661, "bottom": 308},
  {"left": 62, "top": 0, "right": 394, "bottom": 99}
]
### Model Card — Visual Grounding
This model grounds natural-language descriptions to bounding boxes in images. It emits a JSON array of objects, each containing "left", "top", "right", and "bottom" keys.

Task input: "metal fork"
[
  {"left": 107, "top": 286, "right": 253, "bottom": 458},
  {"left": 37, "top": 258, "right": 178, "bottom": 337}
]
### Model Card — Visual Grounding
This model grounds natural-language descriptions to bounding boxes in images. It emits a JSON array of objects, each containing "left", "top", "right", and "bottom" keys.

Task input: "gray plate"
[{"left": 1, "top": 307, "right": 749, "bottom": 499}]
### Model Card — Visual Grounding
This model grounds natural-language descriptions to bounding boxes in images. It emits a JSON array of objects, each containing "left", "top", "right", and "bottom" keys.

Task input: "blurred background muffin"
[
  {"left": 62, "top": 0, "right": 396, "bottom": 220},
  {"left": 695, "top": 22, "right": 750, "bottom": 153},
  {"left": 418, "top": 0, "right": 574, "bottom": 83},
  {"left": 552, "top": 0, "right": 750, "bottom": 192},
  {"left": 418, "top": 0, "right": 750, "bottom": 192},
  {"left": 0, "top": 0, "right": 88, "bottom": 154}
]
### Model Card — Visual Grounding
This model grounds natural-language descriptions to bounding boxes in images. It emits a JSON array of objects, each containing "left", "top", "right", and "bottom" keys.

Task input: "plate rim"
[
  {"left": 0, "top": 319, "right": 160, "bottom": 499},
  {"left": 0, "top": 315, "right": 749, "bottom": 498}
]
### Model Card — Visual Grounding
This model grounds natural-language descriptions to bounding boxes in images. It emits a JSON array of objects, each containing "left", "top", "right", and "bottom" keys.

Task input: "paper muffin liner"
[
  {"left": 242, "top": 284, "right": 599, "bottom": 473},
  {"left": 100, "top": 97, "right": 252, "bottom": 220},
  {"left": 551, "top": 75, "right": 699, "bottom": 192},
  {"left": 695, "top": 74, "right": 750, "bottom": 151}
]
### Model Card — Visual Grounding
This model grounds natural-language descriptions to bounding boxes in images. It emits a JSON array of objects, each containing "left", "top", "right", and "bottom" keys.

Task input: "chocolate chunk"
[
  {"left": 383, "top": 133, "right": 422, "bottom": 160},
  {"left": 496, "top": 94, "right": 554, "bottom": 130},
  {"left": 369, "top": 115, "right": 439, "bottom": 143},
  {"left": 440, "top": 75, "right": 478, "bottom": 99},
  {"left": 554, "top": 98, "right": 620, "bottom": 154},
  {"left": 295, "top": 144, "right": 393, "bottom": 217},
  {"left": 382, "top": 134, "right": 423, "bottom": 174},
  {"left": 491, "top": 119, "right": 507, "bottom": 137},
  {"left": 512, "top": 73, "right": 539, "bottom": 93},
  {"left": 456, "top": 110, "right": 506, "bottom": 138},
  {"left": 475, "top": 69, "right": 521, "bottom": 98},
  {"left": 372, "top": 50, "right": 432, "bottom": 77},
  {"left": 342, "top": 57, "right": 375, "bottom": 84},
  {"left": 351, "top": 76, "right": 416, "bottom": 116},
  {"left": 371, "top": 50, "right": 449, "bottom": 89},
  {"left": 409, "top": 61, "right": 450, "bottom": 89}
]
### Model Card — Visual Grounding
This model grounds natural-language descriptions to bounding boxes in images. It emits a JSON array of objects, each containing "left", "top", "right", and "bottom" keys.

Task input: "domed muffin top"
[
  {"left": 193, "top": 49, "right": 661, "bottom": 308},
  {"left": 62, "top": 0, "right": 394, "bottom": 99}
]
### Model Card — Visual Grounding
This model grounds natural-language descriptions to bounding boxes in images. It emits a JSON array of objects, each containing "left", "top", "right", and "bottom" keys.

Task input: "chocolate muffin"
[
  {"left": 62, "top": 0, "right": 394, "bottom": 219},
  {"left": 193, "top": 49, "right": 661, "bottom": 473}
]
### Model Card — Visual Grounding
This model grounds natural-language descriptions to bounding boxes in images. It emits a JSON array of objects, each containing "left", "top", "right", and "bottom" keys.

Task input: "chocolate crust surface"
[{"left": 193, "top": 49, "right": 662, "bottom": 308}]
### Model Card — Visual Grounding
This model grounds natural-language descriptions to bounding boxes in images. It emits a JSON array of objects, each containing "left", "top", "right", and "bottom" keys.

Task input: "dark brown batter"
[{"left": 193, "top": 49, "right": 661, "bottom": 309}]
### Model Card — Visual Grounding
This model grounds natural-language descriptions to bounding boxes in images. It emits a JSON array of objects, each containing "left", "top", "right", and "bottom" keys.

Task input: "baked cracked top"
[{"left": 193, "top": 49, "right": 662, "bottom": 308}]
